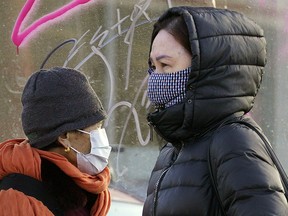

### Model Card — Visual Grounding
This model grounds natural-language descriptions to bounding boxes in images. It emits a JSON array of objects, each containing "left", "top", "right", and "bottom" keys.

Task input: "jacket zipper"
[
  {"left": 149, "top": 122, "right": 154, "bottom": 141},
  {"left": 152, "top": 142, "right": 184, "bottom": 216},
  {"left": 153, "top": 167, "right": 169, "bottom": 216}
]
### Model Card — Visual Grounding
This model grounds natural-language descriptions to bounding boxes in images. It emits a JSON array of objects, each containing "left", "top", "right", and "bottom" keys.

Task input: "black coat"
[{"left": 143, "top": 7, "right": 288, "bottom": 216}]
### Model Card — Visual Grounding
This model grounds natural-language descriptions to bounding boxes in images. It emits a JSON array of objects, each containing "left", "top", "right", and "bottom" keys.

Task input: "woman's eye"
[{"left": 161, "top": 63, "right": 169, "bottom": 68}]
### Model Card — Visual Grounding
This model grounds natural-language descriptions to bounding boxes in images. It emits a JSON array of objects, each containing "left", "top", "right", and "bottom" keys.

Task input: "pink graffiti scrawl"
[{"left": 11, "top": 0, "right": 92, "bottom": 48}]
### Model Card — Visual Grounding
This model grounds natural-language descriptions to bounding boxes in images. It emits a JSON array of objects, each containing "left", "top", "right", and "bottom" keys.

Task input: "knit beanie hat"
[{"left": 21, "top": 67, "right": 107, "bottom": 149}]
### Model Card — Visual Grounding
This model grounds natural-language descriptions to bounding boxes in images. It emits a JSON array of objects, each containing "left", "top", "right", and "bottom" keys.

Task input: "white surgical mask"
[{"left": 70, "top": 128, "right": 111, "bottom": 175}]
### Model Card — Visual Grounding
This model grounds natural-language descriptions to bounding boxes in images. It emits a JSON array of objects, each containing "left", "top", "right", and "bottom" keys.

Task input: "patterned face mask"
[{"left": 147, "top": 67, "right": 191, "bottom": 109}]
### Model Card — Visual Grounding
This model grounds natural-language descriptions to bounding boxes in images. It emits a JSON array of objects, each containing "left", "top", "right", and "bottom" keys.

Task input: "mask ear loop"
[
  {"left": 77, "top": 129, "right": 91, "bottom": 135},
  {"left": 63, "top": 130, "right": 87, "bottom": 153},
  {"left": 70, "top": 146, "right": 80, "bottom": 154}
]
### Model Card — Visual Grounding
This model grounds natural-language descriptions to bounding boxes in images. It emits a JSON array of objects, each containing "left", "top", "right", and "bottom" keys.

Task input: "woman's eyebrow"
[
  {"left": 155, "top": 55, "right": 172, "bottom": 61},
  {"left": 150, "top": 55, "right": 172, "bottom": 64}
]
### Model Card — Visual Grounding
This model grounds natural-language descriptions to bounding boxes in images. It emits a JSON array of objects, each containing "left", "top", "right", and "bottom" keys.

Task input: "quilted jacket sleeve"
[
  {"left": 0, "top": 188, "right": 54, "bottom": 216},
  {"left": 210, "top": 123, "right": 288, "bottom": 216}
]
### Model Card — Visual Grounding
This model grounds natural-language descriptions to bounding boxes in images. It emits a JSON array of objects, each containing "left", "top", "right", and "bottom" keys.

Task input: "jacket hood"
[{"left": 148, "top": 7, "right": 266, "bottom": 142}]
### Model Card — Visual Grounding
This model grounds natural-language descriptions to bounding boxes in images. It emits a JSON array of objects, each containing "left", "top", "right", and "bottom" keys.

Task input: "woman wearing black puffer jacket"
[{"left": 143, "top": 6, "right": 288, "bottom": 216}]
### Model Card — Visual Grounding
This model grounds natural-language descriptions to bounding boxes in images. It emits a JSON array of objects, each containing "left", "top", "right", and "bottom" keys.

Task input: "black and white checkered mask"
[{"left": 147, "top": 67, "right": 191, "bottom": 109}]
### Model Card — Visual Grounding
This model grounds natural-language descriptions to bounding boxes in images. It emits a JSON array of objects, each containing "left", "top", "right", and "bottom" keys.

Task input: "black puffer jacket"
[{"left": 143, "top": 7, "right": 288, "bottom": 216}]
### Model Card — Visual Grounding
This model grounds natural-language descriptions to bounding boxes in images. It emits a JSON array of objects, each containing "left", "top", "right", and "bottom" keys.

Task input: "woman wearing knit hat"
[
  {"left": 0, "top": 67, "right": 111, "bottom": 215},
  {"left": 143, "top": 6, "right": 288, "bottom": 216}
]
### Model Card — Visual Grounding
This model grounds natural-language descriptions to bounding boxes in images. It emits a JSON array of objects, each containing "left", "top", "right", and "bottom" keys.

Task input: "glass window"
[{"left": 1, "top": 0, "right": 288, "bottom": 214}]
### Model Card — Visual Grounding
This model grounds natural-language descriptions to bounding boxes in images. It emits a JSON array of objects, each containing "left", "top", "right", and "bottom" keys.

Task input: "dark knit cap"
[{"left": 21, "top": 67, "right": 107, "bottom": 149}]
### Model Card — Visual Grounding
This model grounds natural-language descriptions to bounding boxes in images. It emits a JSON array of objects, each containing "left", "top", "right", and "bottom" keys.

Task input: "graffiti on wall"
[
  {"left": 9, "top": 0, "right": 287, "bottom": 148},
  {"left": 7, "top": 0, "right": 288, "bottom": 195},
  {"left": 11, "top": 0, "right": 94, "bottom": 48},
  {"left": 62, "top": 0, "right": 154, "bottom": 146},
  {"left": 11, "top": 0, "right": 157, "bottom": 147}
]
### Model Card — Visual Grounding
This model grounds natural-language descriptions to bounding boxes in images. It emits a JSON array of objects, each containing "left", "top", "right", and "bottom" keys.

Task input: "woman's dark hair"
[{"left": 151, "top": 15, "right": 191, "bottom": 55}]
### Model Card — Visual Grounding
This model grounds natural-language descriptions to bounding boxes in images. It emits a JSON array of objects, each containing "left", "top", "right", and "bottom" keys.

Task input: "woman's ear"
[{"left": 57, "top": 133, "right": 71, "bottom": 148}]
